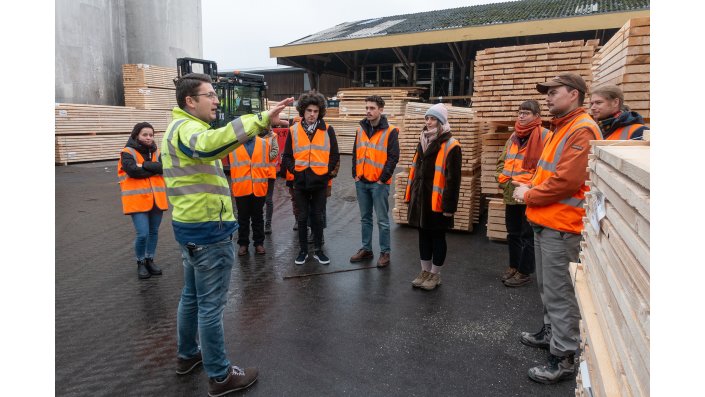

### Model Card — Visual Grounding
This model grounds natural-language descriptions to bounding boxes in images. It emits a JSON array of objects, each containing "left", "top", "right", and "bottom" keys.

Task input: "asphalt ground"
[{"left": 55, "top": 154, "right": 574, "bottom": 396}]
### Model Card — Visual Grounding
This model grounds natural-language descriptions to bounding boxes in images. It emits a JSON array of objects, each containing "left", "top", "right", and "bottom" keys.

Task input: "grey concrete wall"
[{"left": 55, "top": 0, "right": 202, "bottom": 106}]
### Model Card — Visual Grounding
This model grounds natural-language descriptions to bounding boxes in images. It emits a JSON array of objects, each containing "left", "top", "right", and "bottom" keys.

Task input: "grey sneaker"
[
  {"left": 208, "top": 365, "right": 258, "bottom": 396},
  {"left": 176, "top": 351, "right": 202, "bottom": 375},
  {"left": 520, "top": 324, "right": 552, "bottom": 350},
  {"left": 528, "top": 353, "right": 576, "bottom": 384},
  {"left": 411, "top": 270, "right": 431, "bottom": 287}
]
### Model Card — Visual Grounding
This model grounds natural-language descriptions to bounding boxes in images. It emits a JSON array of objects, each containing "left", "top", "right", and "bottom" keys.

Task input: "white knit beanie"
[{"left": 425, "top": 103, "right": 448, "bottom": 125}]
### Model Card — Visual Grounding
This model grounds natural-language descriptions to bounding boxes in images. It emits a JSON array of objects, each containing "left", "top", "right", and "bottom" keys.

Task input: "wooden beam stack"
[
  {"left": 480, "top": 129, "right": 512, "bottom": 195},
  {"left": 591, "top": 17, "right": 650, "bottom": 121},
  {"left": 55, "top": 103, "right": 172, "bottom": 164},
  {"left": 122, "top": 64, "right": 178, "bottom": 110},
  {"left": 392, "top": 103, "right": 482, "bottom": 232},
  {"left": 336, "top": 87, "right": 425, "bottom": 118},
  {"left": 486, "top": 197, "right": 507, "bottom": 241},
  {"left": 574, "top": 140, "right": 650, "bottom": 397},
  {"left": 473, "top": 40, "right": 599, "bottom": 123}
]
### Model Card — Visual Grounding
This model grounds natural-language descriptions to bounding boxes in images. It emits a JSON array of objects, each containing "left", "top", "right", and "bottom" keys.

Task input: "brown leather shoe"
[
  {"left": 238, "top": 245, "right": 248, "bottom": 256},
  {"left": 208, "top": 365, "right": 258, "bottom": 396},
  {"left": 501, "top": 267, "right": 517, "bottom": 281},
  {"left": 255, "top": 245, "right": 265, "bottom": 255},
  {"left": 377, "top": 252, "right": 391, "bottom": 267},
  {"left": 350, "top": 249, "right": 374, "bottom": 263},
  {"left": 504, "top": 272, "right": 531, "bottom": 287}
]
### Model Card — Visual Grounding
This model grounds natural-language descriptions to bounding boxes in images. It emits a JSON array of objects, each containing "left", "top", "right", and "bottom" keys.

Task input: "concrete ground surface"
[{"left": 55, "top": 154, "right": 575, "bottom": 396}]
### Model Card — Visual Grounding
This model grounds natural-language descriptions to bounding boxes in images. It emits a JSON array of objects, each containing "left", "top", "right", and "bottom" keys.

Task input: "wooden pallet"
[
  {"left": 124, "top": 86, "right": 177, "bottom": 110},
  {"left": 55, "top": 103, "right": 172, "bottom": 136},
  {"left": 122, "top": 64, "right": 177, "bottom": 89},
  {"left": 56, "top": 133, "right": 165, "bottom": 165}
]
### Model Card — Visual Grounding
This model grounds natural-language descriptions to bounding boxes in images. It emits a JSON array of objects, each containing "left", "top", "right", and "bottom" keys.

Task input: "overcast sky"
[{"left": 202, "top": 0, "right": 512, "bottom": 70}]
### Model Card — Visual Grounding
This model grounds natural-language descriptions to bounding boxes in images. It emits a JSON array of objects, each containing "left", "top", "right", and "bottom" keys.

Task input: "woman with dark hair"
[
  {"left": 117, "top": 122, "right": 167, "bottom": 279},
  {"left": 405, "top": 103, "right": 462, "bottom": 291},
  {"left": 495, "top": 100, "right": 550, "bottom": 287}
]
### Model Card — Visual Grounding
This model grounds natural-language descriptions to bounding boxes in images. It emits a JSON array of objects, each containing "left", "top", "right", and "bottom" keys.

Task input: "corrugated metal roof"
[{"left": 286, "top": 0, "right": 649, "bottom": 45}]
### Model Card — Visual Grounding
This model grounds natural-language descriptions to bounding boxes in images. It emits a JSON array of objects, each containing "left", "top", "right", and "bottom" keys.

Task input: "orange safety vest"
[
  {"left": 117, "top": 147, "right": 168, "bottom": 214},
  {"left": 498, "top": 128, "right": 551, "bottom": 185},
  {"left": 291, "top": 122, "right": 330, "bottom": 176},
  {"left": 525, "top": 112, "right": 602, "bottom": 234},
  {"left": 405, "top": 137, "right": 461, "bottom": 212},
  {"left": 228, "top": 137, "right": 270, "bottom": 197},
  {"left": 355, "top": 125, "right": 395, "bottom": 184},
  {"left": 606, "top": 123, "right": 645, "bottom": 140},
  {"left": 265, "top": 133, "right": 277, "bottom": 179}
]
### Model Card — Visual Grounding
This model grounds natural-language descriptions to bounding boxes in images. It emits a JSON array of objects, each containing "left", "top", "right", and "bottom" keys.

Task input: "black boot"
[
  {"left": 144, "top": 258, "right": 162, "bottom": 276},
  {"left": 520, "top": 324, "right": 551, "bottom": 349},
  {"left": 528, "top": 353, "right": 576, "bottom": 384},
  {"left": 137, "top": 260, "right": 151, "bottom": 279}
]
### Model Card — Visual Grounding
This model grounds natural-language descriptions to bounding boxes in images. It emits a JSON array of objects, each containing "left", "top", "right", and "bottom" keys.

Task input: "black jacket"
[
  {"left": 406, "top": 132, "right": 462, "bottom": 230},
  {"left": 282, "top": 120, "right": 340, "bottom": 191},
  {"left": 600, "top": 110, "right": 647, "bottom": 140},
  {"left": 120, "top": 137, "right": 163, "bottom": 178},
  {"left": 351, "top": 115, "right": 400, "bottom": 183}
]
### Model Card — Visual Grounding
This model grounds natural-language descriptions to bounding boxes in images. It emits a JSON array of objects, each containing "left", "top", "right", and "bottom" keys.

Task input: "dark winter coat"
[
  {"left": 599, "top": 110, "right": 647, "bottom": 140},
  {"left": 406, "top": 131, "right": 462, "bottom": 230},
  {"left": 120, "top": 137, "right": 163, "bottom": 178},
  {"left": 281, "top": 120, "right": 340, "bottom": 191}
]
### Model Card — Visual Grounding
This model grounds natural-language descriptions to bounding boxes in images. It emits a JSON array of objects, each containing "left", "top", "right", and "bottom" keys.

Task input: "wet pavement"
[{"left": 55, "top": 155, "right": 574, "bottom": 396}]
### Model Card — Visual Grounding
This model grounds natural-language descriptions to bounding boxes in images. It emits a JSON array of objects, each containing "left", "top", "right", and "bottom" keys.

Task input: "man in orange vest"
[
  {"left": 281, "top": 91, "right": 339, "bottom": 265},
  {"left": 228, "top": 135, "right": 271, "bottom": 256},
  {"left": 349, "top": 95, "right": 399, "bottom": 267},
  {"left": 589, "top": 84, "right": 646, "bottom": 140},
  {"left": 512, "top": 73, "right": 602, "bottom": 385}
]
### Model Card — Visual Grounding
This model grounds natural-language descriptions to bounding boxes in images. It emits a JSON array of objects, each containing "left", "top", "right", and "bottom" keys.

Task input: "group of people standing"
[{"left": 114, "top": 71, "right": 645, "bottom": 394}]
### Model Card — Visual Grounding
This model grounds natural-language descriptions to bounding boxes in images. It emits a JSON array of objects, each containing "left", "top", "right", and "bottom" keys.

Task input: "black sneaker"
[
  {"left": 176, "top": 351, "right": 202, "bottom": 375},
  {"left": 144, "top": 257, "right": 162, "bottom": 276},
  {"left": 520, "top": 324, "right": 551, "bottom": 350},
  {"left": 137, "top": 260, "right": 150, "bottom": 279},
  {"left": 295, "top": 251, "right": 308, "bottom": 265},
  {"left": 528, "top": 353, "right": 576, "bottom": 384},
  {"left": 208, "top": 365, "right": 258, "bottom": 396},
  {"left": 313, "top": 250, "right": 330, "bottom": 265}
]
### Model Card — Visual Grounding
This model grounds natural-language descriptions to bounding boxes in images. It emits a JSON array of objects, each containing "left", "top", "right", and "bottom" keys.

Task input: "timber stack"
[
  {"left": 486, "top": 197, "right": 507, "bottom": 241},
  {"left": 472, "top": 40, "right": 599, "bottom": 123},
  {"left": 591, "top": 17, "right": 650, "bottom": 121},
  {"left": 122, "top": 64, "right": 178, "bottom": 110},
  {"left": 480, "top": 129, "right": 512, "bottom": 196},
  {"left": 572, "top": 139, "right": 650, "bottom": 397},
  {"left": 392, "top": 103, "right": 482, "bottom": 232},
  {"left": 55, "top": 103, "right": 171, "bottom": 164}
]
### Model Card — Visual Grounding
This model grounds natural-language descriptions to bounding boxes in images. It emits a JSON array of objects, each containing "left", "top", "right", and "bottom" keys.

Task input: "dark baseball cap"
[{"left": 536, "top": 73, "right": 588, "bottom": 94}]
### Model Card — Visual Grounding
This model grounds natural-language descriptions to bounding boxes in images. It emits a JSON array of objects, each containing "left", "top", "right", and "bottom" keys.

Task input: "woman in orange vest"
[
  {"left": 589, "top": 84, "right": 646, "bottom": 140},
  {"left": 404, "top": 103, "right": 462, "bottom": 291},
  {"left": 117, "top": 122, "right": 167, "bottom": 279},
  {"left": 495, "top": 100, "right": 550, "bottom": 287}
]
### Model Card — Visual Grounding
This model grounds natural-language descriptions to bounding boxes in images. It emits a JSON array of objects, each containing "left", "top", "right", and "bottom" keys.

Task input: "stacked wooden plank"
[
  {"left": 480, "top": 129, "right": 512, "bottom": 195},
  {"left": 392, "top": 103, "right": 482, "bottom": 232},
  {"left": 574, "top": 140, "right": 650, "bottom": 397},
  {"left": 486, "top": 198, "right": 507, "bottom": 241},
  {"left": 473, "top": 40, "right": 599, "bottom": 122},
  {"left": 336, "top": 87, "right": 425, "bottom": 118},
  {"left": 55, "top": 103, "right": 172, "bottom": 164},
  {"left": 122, "top": 64, "right": 178, "bottom": 110},
  {"left": 591, "top": 17, "right": 650, "bottom": 120},
  {"left": 325, "top": 117, "right": 361, "bottom": 155}
]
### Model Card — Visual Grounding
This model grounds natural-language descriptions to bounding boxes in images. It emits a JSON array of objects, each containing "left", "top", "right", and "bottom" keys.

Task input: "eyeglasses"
[
  {"left": 191, "top": 92, "right": 219, "bottom": 100},
  {"left": 517, "top": 111, "right": 534, "bottom": 117}
]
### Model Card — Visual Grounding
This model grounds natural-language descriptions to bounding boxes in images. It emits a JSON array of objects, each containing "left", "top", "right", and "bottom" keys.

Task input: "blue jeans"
[
  {"left": 355, "top": 181, "right": 391, "bottom": 253},
  {"left": 130, "top": 207, "right": 163, "bottom": 261},
  {"left": 177, "top": 236, "right": 234, "bottom": 379}
]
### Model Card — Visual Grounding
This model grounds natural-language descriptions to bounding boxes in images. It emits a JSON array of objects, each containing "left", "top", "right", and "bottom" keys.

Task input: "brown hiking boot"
[
  {"left": 504, "top": 272, "right": 531, "bottom": 287},
  {"left": 501, "top": 267, "right": 517, "bottom": 281},
  {"left": 411, "top": 270, "right": 431, "bottom": 287},
  {"left": 255, "top": 245, "right": 266, "bottom": 255},
  {"left": 208, "top": 365, "right": 258, "bottom": 396},
  {"left": 420, "top": 273, "right": 442, "bottom": 290},
  {"left": 238, "top": 245, "right": 248, "bottom": 256},
  {"left": 350, "top": 249, "right": 374, "bottom": 263},
  {"left": 377, "top": 252, "right": 390, "bottom": 267},
  {"left": 176, "top": 351, "right": 203, "bottom": 375}
]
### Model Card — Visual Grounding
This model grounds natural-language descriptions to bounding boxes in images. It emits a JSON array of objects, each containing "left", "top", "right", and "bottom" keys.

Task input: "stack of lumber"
[
  {"left": 573, "top": 140, "right": 650, "bottom": 397},
  {"left": 486, "top": 197, "right": 507, "bottom": 241},
  {"left": 325, "top": 117, "right": 361, "bottom": 155},
  {"left": 336, "top": 87, "right": 425, "bottom": 118},
  {"left": 122, "top": 64, "right": 177, "bottom": 110},
  {"left": 480, "top": 129, "right": 512, "bottom": 195},
  {"left": 55, "top": 103, "right": 172, "bottom": 164},
  {"left": 591, "top": 17, "right": 650, "bottom": 121},
  {"left": 392, "top": 103, "right": 483, "bottom": 232},
  {"left": 473, "top": 40, "right": 599, "bottom": 122}
]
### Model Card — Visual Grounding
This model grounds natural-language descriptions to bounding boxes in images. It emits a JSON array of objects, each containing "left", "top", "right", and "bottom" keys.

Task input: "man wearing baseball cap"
[{"left": 512, "top": 73, "right": 603, "bottom": 384}]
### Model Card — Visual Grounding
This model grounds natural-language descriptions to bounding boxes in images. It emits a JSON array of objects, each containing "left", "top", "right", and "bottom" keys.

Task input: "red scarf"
[{"left": 512, "top": 117, "right": 544, "bottom": 172}]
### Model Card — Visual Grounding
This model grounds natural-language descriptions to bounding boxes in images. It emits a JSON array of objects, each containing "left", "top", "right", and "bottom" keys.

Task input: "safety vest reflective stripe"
[
  {"left": 266, "top": 135, "right": 277, "bottom": 179},
  {"left": 606, "top": 123, "right": 644, "bottom": 141},
  {"left": 229, "top": 138, "right": 269, "bottom": 197},
  {"left": 163, "top": 120, "right": 188, "bottom": 167},
  {"left": 167, "top": 183, "right": 232, "bottom": 197},
  {"left": 499, "top": 127, "right": 550, "bottom": 184},
  {"left": 117, "top": 147, "right": 168, "bottom": 214},
  {"left": 355, "top": 125, "right": 393, "bottom": 184},
  {"left": 291, "top": 122, "right": 330, "bottom": 175},
  {"left": 163, "top": 163, "right": 223, "bottom": 179},
  {"left": 526, "top": 113, "right": 600, "bottom": 234}
]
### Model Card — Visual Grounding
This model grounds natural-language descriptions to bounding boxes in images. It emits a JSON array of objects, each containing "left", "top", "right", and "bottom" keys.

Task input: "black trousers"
[
  {"left": 265, "top": 179, "right": 275, "bottom": 225},
  {"left": 505, "top": 203, "right": 535, "bottom": 275},
  {"left": 235, "top": 195, "right": 266, "bottom": 247},
  {"left": 418, "top": 227, "right": 447, "bottom": 266},
  {"left": 294, "top": 187, "right": 326, "bottom": 251}
]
